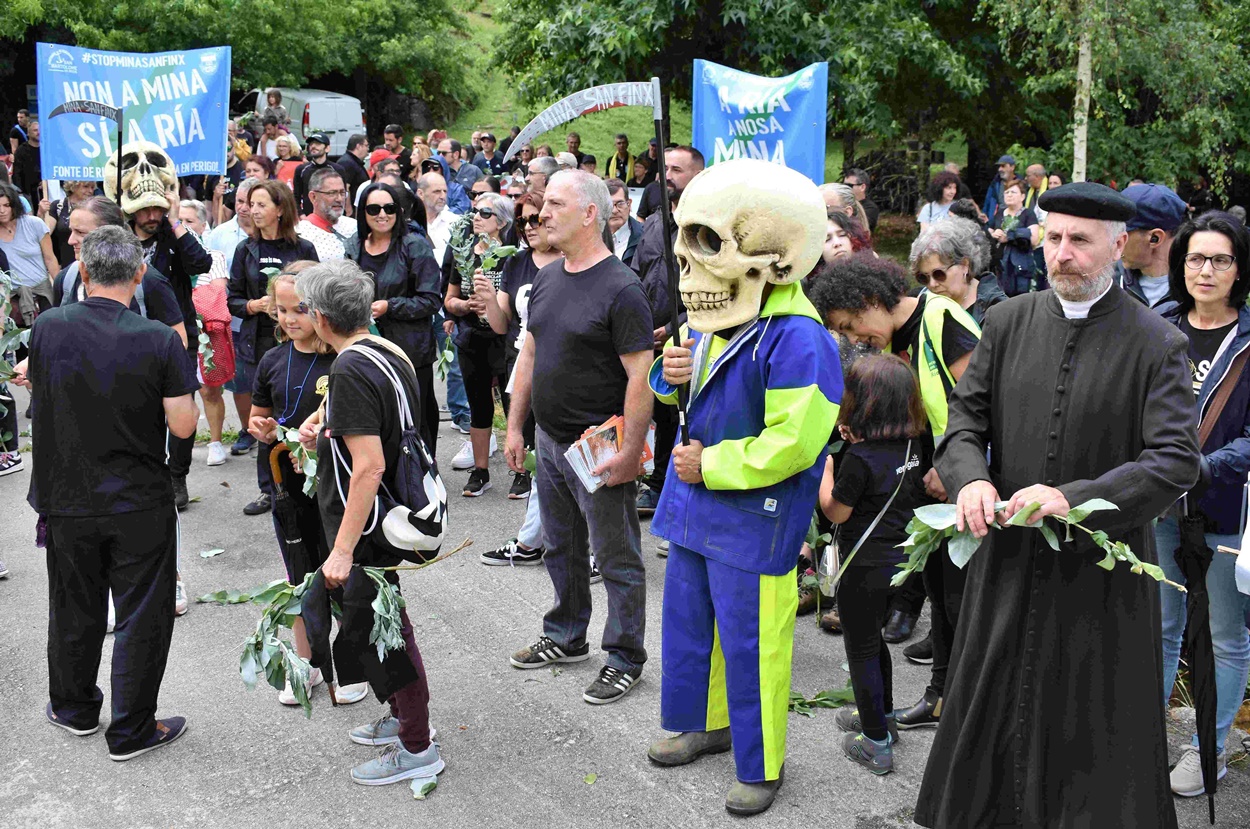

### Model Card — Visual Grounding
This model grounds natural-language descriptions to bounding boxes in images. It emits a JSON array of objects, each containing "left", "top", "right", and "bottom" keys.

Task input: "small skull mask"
[
  {"left": 104, "top": 141, "right": 177, "bottom": 216},
  {"left": 674, "top": 159, "right": 826, "bottom": 333}
]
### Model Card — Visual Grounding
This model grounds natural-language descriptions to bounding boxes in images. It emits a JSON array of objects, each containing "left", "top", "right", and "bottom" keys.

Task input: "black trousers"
[
  {"left": 646, "top": 400, "right": 679, "bottom": 493},
  {"left": 46, "top": 505, "right": 178, "bottom": 754},
  {"left": 838, "top": 564, "right": 897, "bottom": 741},
  {"left": 922, "top": 541, "right": 968, "bottom": 699}
]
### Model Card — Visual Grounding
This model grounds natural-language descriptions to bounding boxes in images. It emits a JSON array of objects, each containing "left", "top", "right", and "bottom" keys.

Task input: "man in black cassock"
[{"left": 916, "top": 182, "right": 1201, "bottom": 828}]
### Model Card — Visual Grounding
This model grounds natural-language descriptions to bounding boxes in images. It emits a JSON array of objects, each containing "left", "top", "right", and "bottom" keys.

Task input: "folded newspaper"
[{"left": 563, "top": 416, "right": 656, "bottom": 494}]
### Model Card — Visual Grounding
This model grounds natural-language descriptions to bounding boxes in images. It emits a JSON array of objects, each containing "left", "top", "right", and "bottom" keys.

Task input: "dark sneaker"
[
  {"left": 904, "top": 634, "right": 934, "bottom": 665},
  {"left": 895, "top": 690, "right": 942, "bottom": 729},
  {"left": 636, "top": 486, "right": 660, "bottom": 516},
  {"left": 173, "top": 477, "right": 189, "bottom": 511},
  {"left": 480, "top": 539, "right": 544, "bottom": 566},
  {"left": 231, "top": 432, "right": 256, "bottom": 455},
  {"left": 0, "top": 452, "right": 23, "bottom": 477},
  {"left": 725, "top": 768, "right": 784, "bottom": 815},
  {"left": 819, "top": 606, "right": 842, "bottom": 633},
  {"left": 647, "top": 728, "right": 732, "bottom": 766},
  {"left": 243, "top": 492, "right": 271, "bottom": 515},
  {"left": 109, "top": 717, "right": 188, "bottom": 761},
  {"left": 882, "top": 609, "right": 919, "bottom": 643},
  {"left": 510, "top": 635, "right": 590, "bottom": 669},
  {"left": 46, "top": 702, "right": 98, "bottom": 736},
  {"left": 834, "top": 706, "right": 899, "bottom": 743},
  {"left": 589, "top": 559, "right": 603, "bottom": 585},
  {"left": 583, "top": 665, "right": 640, "bottom": 705},
  {"left": 508, "top": 471, "right": 532, "bottom": 499},
  {"left": 842, "top": 731, "right": 893, "bottom": 775},
  {"left": 463, "top": 467, "right": 491, "bottom": 497}
]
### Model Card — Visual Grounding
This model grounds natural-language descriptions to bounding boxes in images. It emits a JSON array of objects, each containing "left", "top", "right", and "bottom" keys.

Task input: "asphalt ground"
[{"left": 0, "top": 381, "right": 1247, "bottom": 828}]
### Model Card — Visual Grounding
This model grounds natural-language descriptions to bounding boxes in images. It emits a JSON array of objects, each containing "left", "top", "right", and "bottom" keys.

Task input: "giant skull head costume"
[
  {"left": 104, "top": 141, "right": 178, "bottom": 216},
  {"left": 674, "top": 159, "right": 826, "bottom": 333}
]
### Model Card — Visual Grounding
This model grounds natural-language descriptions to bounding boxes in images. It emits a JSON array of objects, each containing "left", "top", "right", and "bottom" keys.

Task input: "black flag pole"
[
  {"left": 116, "top": 107, "right": 124, "bottom": 205},
  {"left": 650, "top": 77, "right": 690, "bottom": 446}
]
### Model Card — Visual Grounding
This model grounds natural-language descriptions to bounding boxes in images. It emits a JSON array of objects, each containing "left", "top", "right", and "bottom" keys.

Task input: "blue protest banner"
[
  {"left": 691, "top": 59, "right": 828, "bottom": 185},
  {"left": 36, "top": 43, "right": 231, "bottom": 181}
]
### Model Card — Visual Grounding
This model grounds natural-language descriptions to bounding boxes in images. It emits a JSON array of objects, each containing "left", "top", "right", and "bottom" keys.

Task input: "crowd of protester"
[{"left": 3, "top": 100, "right": 1249, "bottom": 814}]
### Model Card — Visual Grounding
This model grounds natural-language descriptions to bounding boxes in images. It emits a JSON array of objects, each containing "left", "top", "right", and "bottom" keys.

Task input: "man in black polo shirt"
[
  {"left": 505, "top": 170, "right": 654, "bottom": 706},
  {"left": 16, "top": 225, "right": 199, "bottom": 762}
]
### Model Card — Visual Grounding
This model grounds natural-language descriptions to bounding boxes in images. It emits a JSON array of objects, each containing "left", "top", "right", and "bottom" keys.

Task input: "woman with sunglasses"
[
  {"left": 443, "top": 192, "right": 515, "bottom": 496},
  {"left": 1156, "top": 211, "right": 1250, "bottom": 797},
  {"left": 909, "top": 216, "right": 1006, "bottom": 325},
  {"left": 345, "top": 182, "right": 443, "bottom": 453}
]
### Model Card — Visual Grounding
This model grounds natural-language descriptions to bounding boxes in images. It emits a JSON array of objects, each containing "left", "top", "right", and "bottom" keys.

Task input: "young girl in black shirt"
[{"left": 819, "top": 353, "right": 931, "bottom": 775}]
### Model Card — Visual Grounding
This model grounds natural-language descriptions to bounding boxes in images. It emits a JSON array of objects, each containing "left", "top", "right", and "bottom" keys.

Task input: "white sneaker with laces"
[
  {"left": 206, "top": 441, "right": 227, "bottom": 466},
  {"left": 334, "top": 681, "right": 370, "bottom": 705},
  {"left": 1169, "top": 744, "right": 1226, "bottom": 797},
  {"left": 451, "top": 440, "right": 474, "bottom": 470},
  {"left": 279, "top": 667, "right": 325, "bottom": 706},
  {"left": 175, "top": 578, "right": 189, "bottom": 617}
]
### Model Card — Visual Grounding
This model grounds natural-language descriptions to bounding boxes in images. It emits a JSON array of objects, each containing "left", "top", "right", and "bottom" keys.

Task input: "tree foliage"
[
  {"left": 981, "top": 0, "right": 1250, "bottom": 191},
  {"left": 2, "top": 0, "right": 478, "bottom": 119}
]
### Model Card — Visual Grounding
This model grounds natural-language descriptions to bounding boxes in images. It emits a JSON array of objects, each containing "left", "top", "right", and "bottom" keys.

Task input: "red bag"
[{"left": 192, "top": 279, "right": 236, "bottom": 387}]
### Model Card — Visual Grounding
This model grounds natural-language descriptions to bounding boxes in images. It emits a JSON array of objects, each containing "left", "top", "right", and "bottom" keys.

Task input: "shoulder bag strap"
[
  {"left": 831, "top": 439, "right": 914, "bottom": 589},
  {"left": 1199, "top": 346, "right": 1250, "bottom": 450}
]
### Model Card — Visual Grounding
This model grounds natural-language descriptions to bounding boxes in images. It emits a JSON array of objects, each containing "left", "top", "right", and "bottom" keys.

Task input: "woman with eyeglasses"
[
  {"left": 909, "top": 217, "right": 1006, "bottom": 326},
  {"left": 1156, "top": 211, "right": 1250, "bottom": 797},
  {"left": 442, "top": 192, "right": 515, "bottom": 496},
  {"left": 345, "top": 182, "right": 443, "bottom": 453}
]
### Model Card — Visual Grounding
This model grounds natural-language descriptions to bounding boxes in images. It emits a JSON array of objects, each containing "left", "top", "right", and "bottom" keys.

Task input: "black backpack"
[{"left": 327, "top": 343, "right": 447, "bottom": 562}]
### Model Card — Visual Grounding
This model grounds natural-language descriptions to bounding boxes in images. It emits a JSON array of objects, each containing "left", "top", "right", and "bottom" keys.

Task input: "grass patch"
[{"left": 196, "top": 428, "right": 242, "bottom": 446}]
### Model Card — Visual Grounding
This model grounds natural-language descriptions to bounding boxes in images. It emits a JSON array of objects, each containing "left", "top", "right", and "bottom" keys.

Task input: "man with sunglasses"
[
  {"left": 296, "top": 168, "right": 356, "bottom": 261},
  {"left": 436, "top": 138, "right": 481, "bottom": 191}
]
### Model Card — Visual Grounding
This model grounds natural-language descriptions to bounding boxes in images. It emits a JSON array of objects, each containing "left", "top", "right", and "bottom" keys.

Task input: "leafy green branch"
[
  {"left": 195, "top": 313, "right": 215, "bottom": 374},
  {"left": 894, "top": 499, "right": 1186, "bottom": 592},
  {"left": 276, "top": 425, "right": 318, "bottom": 497},
  {"left": 434, "top": 338, "right": 455, "bottom": 381},
  {"left": 789, "top": 679, "right": 856, "bottom": 717}
]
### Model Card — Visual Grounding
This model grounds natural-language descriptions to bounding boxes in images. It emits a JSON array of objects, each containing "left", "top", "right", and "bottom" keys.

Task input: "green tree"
[
  {"left": 981, "top": 0, "right": 1250, "bottom": 191},
  {"left": 2, "top": 0, "right": 478, "bottom": 120}
]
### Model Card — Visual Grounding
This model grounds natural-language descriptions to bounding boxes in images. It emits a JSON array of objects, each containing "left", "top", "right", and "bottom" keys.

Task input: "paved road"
[{"left": 1, "top": 382, "right": 1247, "bottom": 828}]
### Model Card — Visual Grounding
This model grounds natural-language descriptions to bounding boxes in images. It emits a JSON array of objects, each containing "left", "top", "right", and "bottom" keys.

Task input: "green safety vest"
[{"left": 907, "top": 293, "right": 981, "bottom": 441}]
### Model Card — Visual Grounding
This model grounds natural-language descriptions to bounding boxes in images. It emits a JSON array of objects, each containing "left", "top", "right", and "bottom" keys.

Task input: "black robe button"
[
  {"left": 1048, "top": 452, "right": 1056, "bottom": 459},
  {"left": 1057, "top": 386, "right": 1065, "bottom": 393},
  {"left": 1053, "top": 408, "right": 1061, "bottom": 416}
]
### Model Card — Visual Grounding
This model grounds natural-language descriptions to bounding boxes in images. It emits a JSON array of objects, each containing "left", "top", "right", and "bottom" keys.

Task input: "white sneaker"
[
  {"left": 206, "top": 441, "right": 227, "bottom": 466},
  {"left": 451, "top": 440, "right": 474, "bottom": 470},
  {"left": 106, "top": 591, "right": 116, "bottom": 634},
  {"left": 279, "top": 667, "right": 325, "bottom": 706},
  {"left": 1169, "top": 744, "right": 1226, "bottom": 796},
  {"left": 334, "top": 681, "right": 370, "bottom": 705},
  {"left": 175, "top": 578, "right": 189, "bottom": 617}
]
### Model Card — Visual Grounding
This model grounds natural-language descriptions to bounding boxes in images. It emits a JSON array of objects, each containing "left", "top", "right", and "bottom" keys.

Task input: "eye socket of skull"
[
  {"left": 120, "top": 152, "right": 140, "bottom": 170},
  {"left": 145, "top": 151, "right": 169, "bottom": 168},
  {"left": 684, "top": 224, "right": 723, "bottom": 257}
]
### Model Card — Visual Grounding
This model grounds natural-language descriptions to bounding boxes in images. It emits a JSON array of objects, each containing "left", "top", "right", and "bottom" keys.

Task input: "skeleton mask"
[
  {"left": 104, "top": 141, "right": 178, "bottom": 216},
  {"left": 674, "top": 159, "right": 826, "bottom": 332}
]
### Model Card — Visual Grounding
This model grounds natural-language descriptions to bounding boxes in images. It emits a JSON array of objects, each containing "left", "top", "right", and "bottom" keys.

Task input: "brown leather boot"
[{"left": 646, "top": 728, "right": 732, "bottom": 767}]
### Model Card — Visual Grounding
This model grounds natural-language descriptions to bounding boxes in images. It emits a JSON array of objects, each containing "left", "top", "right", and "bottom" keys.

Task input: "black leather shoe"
[
  {"left": 173, "top": 477, "right": 189, "bottom": 511},
  {"left": 895, "top": 691, "right": 942, "bottom": 729},
  {"left": 882, "top": 609, "right": 918, "bottom": 643}
]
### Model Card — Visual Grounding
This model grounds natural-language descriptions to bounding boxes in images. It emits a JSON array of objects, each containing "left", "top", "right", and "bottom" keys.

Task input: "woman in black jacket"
[
  {"left": 346, "top": 182, "right": 443, "bottom": 453},
  {"left": 227, "top": 179, "right": 319, "bottom": 514}
]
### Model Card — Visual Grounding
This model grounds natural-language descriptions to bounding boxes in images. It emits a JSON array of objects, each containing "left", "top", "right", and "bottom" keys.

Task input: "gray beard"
[{"left": 1051, "top": 261, "right": 1115, "bottom": 302}]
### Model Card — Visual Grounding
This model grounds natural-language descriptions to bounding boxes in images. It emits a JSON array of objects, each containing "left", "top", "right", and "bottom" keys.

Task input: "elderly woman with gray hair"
[
  {"left": 442, "top": 190, "right": 515, "bottom": 496},
  {"left": 294, "top": 258, "right": 442, "bottom": 787},
  {"left": 909, "top": 216, "right": 1006, "bottom": 325}
]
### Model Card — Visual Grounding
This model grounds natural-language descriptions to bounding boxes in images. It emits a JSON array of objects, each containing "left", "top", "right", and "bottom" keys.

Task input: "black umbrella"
[
  {"left": 270, "top": 444, "right": 338, "bottom": 704},
  {"left": 1175, "top": 495, "right": 1218, "bottom": 823}
]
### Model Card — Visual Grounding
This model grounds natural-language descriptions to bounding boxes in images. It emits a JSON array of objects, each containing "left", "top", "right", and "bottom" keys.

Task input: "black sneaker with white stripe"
[
  {"left": 510, "top": 635, "right": 590, "bottom": 669},
  {"left": 481, "top": 539, "right": 544, "bottom": 566},
  {"left": 583, "top": 665, "right": 640, "bottom": 704}
]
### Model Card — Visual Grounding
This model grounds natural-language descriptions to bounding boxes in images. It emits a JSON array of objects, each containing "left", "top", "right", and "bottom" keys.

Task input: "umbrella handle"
[{"left": 270, "top": 442, "right": 290, "bottom": 487}]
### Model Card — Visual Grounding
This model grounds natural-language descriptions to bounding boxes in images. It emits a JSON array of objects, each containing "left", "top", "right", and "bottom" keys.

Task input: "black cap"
[
  {"left": 307, "top": 132, "right": 330, "bottom": 146},
  {"left": 481, "top": 132, "right": 496, "bottom": 142},
  {"left": 419, "top": 158, "right": 442, "bottom": 174},
  {"left": 1037, "top": 181, "right": 1137, "bottom": 222}
]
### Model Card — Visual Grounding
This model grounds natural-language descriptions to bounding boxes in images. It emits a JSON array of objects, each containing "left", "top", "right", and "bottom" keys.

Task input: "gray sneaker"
[
  {"left": 349, "top": 715, "right": 438, "bottom": 746},
  {"left": 351, "top": 742, "right": 444, "bottom": 786},
  {"left": 834, "top": 706, "right": 899, "bottom": 743},
  {"left": 842, "top": 731, "right": 893, "bottom": 775},
  {"left": 1170, "top": 744, "right": 1227, "bottom": 797}
]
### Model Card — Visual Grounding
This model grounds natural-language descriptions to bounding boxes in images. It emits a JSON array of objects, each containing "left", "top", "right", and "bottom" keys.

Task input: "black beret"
[{"left": 1037, "top": 181, "right": 1137, "bottom": 221}]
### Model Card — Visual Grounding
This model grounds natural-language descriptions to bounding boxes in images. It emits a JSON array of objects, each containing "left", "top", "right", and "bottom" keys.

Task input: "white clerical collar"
[{"left": 1058, "top": 281, "right": 1113, "bottom": 320}]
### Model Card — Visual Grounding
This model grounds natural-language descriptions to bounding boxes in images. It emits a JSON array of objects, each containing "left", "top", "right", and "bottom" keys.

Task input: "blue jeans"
[
  {"left": 1156, "top": 514, "right": 1250, "bottom": 752},
  {"left": 434, "top": 320, "right": 470, "bottom": 424},
  {"left": 535, "top": 427, "right": 647, "bottom": 673}
]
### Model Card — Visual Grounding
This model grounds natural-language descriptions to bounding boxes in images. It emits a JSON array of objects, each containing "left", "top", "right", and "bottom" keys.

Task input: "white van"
[{"left": 234, "top": 87, "right": 365, "bottom": 157}]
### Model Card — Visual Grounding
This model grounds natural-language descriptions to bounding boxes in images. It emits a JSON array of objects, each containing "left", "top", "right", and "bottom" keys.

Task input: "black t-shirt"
[
  {"left": 831, "top": 439, "right": 931, "bottom": 568},
  {"left": 27, "top": 297, "right": 199, "bottom": 516},
  {"left": 9, "top": 124, "right": 25, "bottom": 148},
  {"left": 253, "top": 341, "right": 332, "bottom": 427},
  {"left": 255, "top": 239, "right": 289, "bottom": 344},
  {"left": 358, "top": 249, "right": 387, "bottom": 279},
  {"left": 526, "top": 255, "right": 653, "bottom": 443},
  {"left": 891, "top": 294, "right": 979, "bottom": 380},
  {"left": 500, "top": 249, "right": 540, "bottom": 352},
  {"left": 317, "top": 341, "right": 422, "bottom": 565},
  {"left": 53, "top": 264, "right": 184, "bottom": 329},
  {"left": 1179, "top": 315, "right": 1237, "bottom": 397}
]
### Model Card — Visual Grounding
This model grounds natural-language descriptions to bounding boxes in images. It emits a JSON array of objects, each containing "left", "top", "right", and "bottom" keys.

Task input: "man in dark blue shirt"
[{"left": 17, "top": 225, "right": 199, "bottom": 762}]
